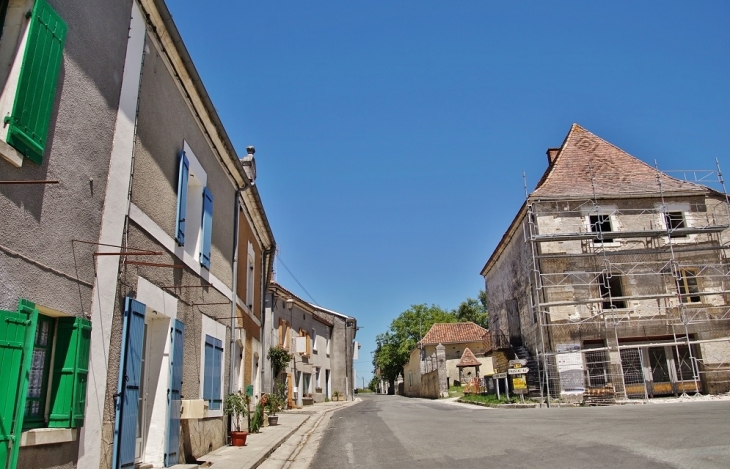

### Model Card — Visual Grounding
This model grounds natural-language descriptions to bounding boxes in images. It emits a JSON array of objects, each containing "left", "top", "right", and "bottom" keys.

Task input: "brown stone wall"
[{"left": 181, "top": 418, "right": 227, "bottom": 462}]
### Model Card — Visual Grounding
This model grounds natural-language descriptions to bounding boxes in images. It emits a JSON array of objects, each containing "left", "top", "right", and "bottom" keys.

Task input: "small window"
[
  {"left": 312, "top": 327, "right": 318, "bottom": 352},
  {"left": 598, "top": 274, "right": 626, "bottom": 309},
  {"left": 678, "top": 270, "right": 701, "bottom": 303},
  {"left": 0, "top": 301, "right": 91, "bottom": 433},
  {"left": 665, "top": 212, "right": 687, "bottom": 238},
  {"left": 590, "top": 215, "right": 614, "bottom": 243},
  {"left": 203, "top": 335, "right": 223, "bottom": 410}
]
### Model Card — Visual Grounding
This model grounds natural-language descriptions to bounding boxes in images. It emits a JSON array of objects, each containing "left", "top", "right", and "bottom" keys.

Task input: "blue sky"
[{"left": 167, "top": 1, "right": 730, "bottom": 384}]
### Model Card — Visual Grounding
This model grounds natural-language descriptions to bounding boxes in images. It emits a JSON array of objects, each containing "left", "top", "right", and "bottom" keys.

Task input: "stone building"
[
  {"left": 263, "top": 282, "right": 358, "bottom": 405},
  {"left": 402, "top": 322, "right": 494, "bottom": 398},
  {"left": 481, "top": 124, "right": 730, "bottom": 403}
]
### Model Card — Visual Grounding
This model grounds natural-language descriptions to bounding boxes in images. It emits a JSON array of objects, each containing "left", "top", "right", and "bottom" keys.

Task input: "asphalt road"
[{"left": 310, "top": 394, "right": 730, "bottom": 469}]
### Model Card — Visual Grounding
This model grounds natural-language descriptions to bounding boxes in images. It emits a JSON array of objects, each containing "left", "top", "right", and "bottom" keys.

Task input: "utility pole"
[{"left": 362, "top": 376, "right": 365, "bottom": 390}]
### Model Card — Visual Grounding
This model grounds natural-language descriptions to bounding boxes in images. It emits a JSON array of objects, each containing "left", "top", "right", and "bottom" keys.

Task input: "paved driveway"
[{"left": 312, "top": 394, "right": 730, "bottom": 468}]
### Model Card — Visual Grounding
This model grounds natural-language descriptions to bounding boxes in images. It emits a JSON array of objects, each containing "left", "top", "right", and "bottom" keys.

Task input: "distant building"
[
  {"left": 264, "top": 282, "right": 358, "bottom": 405},
  {"left": 403, "top": 322, "right": 494, "bottom": 398},
  {"left": 481, "top": 124, "right": 730, "bottom": 402}
]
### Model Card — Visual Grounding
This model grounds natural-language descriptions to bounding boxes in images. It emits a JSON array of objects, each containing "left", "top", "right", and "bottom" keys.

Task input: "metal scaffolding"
[{"left": 524, "top": 161, "right": 730, "bottom": 404}]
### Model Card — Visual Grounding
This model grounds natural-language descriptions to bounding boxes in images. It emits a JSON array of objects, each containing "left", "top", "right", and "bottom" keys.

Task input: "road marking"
[{"left": 346, "top": 442, "right": 355, "bottom": 465}]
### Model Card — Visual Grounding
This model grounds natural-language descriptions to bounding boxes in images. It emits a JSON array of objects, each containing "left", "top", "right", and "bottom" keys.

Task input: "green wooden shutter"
[
  {"left": 5, "top": 0, "right": 67, "bottom": 165},
  {"left": 0, "top": 300, "right": 38, "bottom": 469},
  {"left": 48, "top": 317, "right": 91, "bottom": 428}
]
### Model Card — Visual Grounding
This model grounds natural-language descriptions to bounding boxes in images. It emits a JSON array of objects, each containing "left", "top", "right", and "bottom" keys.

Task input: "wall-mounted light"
[{"left": 285, "top": 298, "right": 294, "bottom": 311}]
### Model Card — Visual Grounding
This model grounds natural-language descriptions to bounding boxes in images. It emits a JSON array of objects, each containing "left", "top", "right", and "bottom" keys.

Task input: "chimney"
[
  {"left": 546, "top": 148, "right": 560, "bottom": 165},
  {"left": 240, "top": 145, "right": 256, "bottom": 182}
]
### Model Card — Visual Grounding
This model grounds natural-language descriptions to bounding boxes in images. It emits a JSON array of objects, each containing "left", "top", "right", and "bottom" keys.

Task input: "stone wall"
[{"left": 420, "top": 370, "right": 441, "bottom": 399}]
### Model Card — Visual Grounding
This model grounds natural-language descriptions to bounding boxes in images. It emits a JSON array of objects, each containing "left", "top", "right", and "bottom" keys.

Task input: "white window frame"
[
  {"left": 311, "top": 327, "right": 318, "bottom": 352},
  {"left": 181, "top": 141, "right": 208, "bottom": 263},
  {"left": 658, "top": 203, "right": 693, "bottom": 244}
]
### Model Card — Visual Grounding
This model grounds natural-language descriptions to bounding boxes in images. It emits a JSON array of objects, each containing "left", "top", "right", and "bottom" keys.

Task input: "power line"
[{"left": 276, "top": 253, "right": 319, "bottom": 305}]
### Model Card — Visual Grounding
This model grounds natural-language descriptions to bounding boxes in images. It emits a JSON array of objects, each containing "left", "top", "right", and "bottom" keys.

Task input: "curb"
[
  {"left": 248, "top": 415, "right": 312, "bottom": 469},
  {"left": 255, "top": 400, "right": 360, "bottom": 469}
]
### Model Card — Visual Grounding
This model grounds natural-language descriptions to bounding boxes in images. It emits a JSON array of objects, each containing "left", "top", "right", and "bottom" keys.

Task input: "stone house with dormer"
[
  {"left": 482, "top": 124, "right": 730, "bottom": 402},
  {"left": 403, "top": 322, "right": 494, "bottom": 398}
]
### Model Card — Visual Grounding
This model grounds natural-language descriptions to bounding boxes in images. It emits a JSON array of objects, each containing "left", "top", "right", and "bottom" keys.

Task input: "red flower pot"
[{"left": 230, "top": 431, "right": 248, "bottom": 446}]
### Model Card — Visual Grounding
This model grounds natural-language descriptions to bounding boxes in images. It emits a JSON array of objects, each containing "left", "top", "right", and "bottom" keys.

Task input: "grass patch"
[
  {"left": 459, "top": 394, "right": 521, "bottom": 406},
  {"left": 448, "top": 385, "right": 464, "bottom": 398},
  {"left": 357, "top": 388, "right": 373, "bottom": 393}
]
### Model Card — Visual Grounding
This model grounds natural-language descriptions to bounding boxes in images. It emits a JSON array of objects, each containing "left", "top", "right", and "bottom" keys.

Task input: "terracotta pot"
[
  {"left": 230, "top": 430, "right": 248, "bottom": 446},
  {"left": 268, "top": 415, "right": 279, "bottom": 426}
]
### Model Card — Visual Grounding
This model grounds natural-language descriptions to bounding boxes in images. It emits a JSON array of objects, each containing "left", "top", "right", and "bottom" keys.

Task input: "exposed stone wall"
[
  {"left": 484, "top": 214, "right": 536, "bottom": 354},
  {"left": 420, "top": 370, "right": 441, "bottom": 399},
  {"left": 181, "top": 417, "right": 227, "bottom": 462}
]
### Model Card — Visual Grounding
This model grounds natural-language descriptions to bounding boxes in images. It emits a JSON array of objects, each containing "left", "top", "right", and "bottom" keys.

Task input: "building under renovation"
[{"left": 481, "top": 124, "right": 730, "bottom": 403}]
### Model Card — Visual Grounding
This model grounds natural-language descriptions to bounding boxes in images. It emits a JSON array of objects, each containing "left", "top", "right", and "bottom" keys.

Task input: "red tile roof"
[
  {"left": 456, "top": 347, "right": 481, "bottom": 367},
  {"left": 420, "top": 322, "right": 488, "bottom": 346},
  {"left": 532, "top": 124, "right": 708, "bottom": 198}
]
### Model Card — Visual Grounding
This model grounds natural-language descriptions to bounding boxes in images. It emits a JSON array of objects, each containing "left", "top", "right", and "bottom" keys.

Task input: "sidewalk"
[{"left": 171, "top": 399, "right": 358, "bottom": 469}]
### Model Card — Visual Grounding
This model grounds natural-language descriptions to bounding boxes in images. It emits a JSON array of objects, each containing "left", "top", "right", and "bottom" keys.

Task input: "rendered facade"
[{"left": 0, "top": 1, "right": 275, "bottom": 468}]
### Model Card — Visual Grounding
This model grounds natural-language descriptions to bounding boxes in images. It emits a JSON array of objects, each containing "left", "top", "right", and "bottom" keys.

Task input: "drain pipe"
[{"left": 229, "top": 187, "right": 243, "bottom": 396}]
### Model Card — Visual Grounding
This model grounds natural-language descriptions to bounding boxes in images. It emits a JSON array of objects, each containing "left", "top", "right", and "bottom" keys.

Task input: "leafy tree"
[
  {"left": 373, "top": 304, "right": 455, "bottom": 383},
  {"left": 372, "top": 291, "right": 489, "bottom": 385},
  {"left": 452, "top": 289, "right": 489, "bottom": 329}
]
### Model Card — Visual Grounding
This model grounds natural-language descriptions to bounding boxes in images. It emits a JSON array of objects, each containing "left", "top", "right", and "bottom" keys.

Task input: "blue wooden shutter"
[
  {"left": 5, "top": 0, "right": 66, "bottom": 165},
  {"left": 175, "top": 152, "right": 189, "bottom": 246},
  {"left": 0, "top": 300, "right": 38, "bottom": 469},
  {"left": 165, "top": 320, "right": 184, "bottom": 467},
  {"left": 112, "top": 298, "right": 146, "bottom": 469},
  {"left": 203, "top": 336, "right": 214, "bottom": 406},
  {"left": 200, "top": 187, "right": 214, "bottom": 269},
  {"left": 211, "top": 338, "right": 222, "bottom": 410}
]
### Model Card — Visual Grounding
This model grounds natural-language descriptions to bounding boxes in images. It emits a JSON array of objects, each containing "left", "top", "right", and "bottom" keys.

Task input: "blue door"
[
  {"left": 112, "top": 298, "right": 146, "bottom": 469},
  {"left": 165, "top": 319, "right": 184, "bottom": 466}
]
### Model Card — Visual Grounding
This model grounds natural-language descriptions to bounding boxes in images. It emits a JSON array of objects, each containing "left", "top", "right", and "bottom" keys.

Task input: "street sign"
[
  {"left": 509, "top": 359, "right": 528, "bottom": 367},
  {"left": 493, "top": 373, "right": 508, "bottom": 379},
  {"left": 508, "top": 367, "right": 529, "bottom": 375},
  {"left": 511, "top": 375, "right": 528, "bottom": 394}
]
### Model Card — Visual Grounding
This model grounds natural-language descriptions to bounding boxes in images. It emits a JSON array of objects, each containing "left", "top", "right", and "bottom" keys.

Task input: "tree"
[
  {"left": 452, "top": 289, "right": 489, "bottom": 329},
  {"left": 373, "top": 304, "right": 455, "bottom": 383}
]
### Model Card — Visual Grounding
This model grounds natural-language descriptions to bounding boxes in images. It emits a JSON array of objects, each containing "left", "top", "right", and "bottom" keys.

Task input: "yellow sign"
[{"left": 512, "top": 375, "right": 527, "bottom": 392}]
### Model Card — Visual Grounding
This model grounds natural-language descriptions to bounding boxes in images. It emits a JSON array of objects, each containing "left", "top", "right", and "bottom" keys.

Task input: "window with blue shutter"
[
  {"left": 4, "top": 0, "right": 67, "bottom": 165},
  {"left": 200, "top": 187, "right": 213, "bottom": 269},
  {"left": 203, "top": 335, "right": 222, "bottom": 410},
  {"left": 175, "top": 151, "right": 189, "bottom": 246}
]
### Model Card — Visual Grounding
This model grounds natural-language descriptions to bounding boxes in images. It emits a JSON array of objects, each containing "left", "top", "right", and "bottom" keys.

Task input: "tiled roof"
[
  {"left": 420, "top": 322, "right": 488, "bottom": 346},
  {"left": 532, "top": 124, "right": 708, "bottom": 198},
  {"left": 456, "top": 347, "right": 481, "bottom": 367}
]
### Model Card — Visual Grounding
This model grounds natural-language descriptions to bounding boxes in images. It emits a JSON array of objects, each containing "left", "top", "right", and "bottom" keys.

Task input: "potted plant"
[
  {"left": 224, "top": 392, "right": 249, "bottom": 446},
  {"left": 333, "top": 390, "right": 340, "bottom": 401},
  {"left": 265, "top": 393, "right": 282, "bottom": 426}
]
